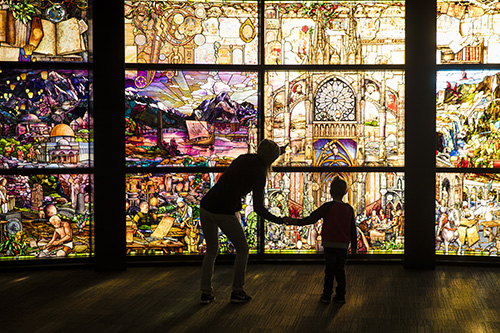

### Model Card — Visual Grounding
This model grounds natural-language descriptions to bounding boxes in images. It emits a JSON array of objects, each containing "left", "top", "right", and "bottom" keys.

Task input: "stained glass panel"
[
  {"left": 265, "top": 70, "right": 405, "bottom": 167},
  {"left": 125, "top": 173, "right": 258, "bottom": 256},
  {"left": 265, "top": 1, "right": 405, "bottom": 65},
  {"left": 436, "top": 173, "right": 500, "bottom": 256},
  {"left": 0, "top": 1, "right": 89, "bottom": 62},
  {"left": 125, "top": 70, "right": 258, "bottom": 167},
  {"left": 0, "top": 69, "right": 92, "bottom": 169},
  {"left": 436, "top": 69, "right": 500, "bottom": 168},
  {"left": 0, "top": 173, "right": 92, "bottom": 260},
  {"left": 124, "top": 1, "right": 258, "bottom": 64},
  {"left": 437, "top": 0, "right": 500, "bottom": 64},
  {"left": 264, "top": 172, "right": 405, "bottom": 254}
]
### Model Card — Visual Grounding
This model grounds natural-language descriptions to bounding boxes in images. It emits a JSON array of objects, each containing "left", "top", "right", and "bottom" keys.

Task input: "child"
[{"left": 284, "top": 176, "right": 357, "bottom": 304}]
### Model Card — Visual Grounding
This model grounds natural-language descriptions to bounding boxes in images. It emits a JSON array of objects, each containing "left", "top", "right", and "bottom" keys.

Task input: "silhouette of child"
[{"left": 284, "top": 176, "right": 357, "bottom": 304}]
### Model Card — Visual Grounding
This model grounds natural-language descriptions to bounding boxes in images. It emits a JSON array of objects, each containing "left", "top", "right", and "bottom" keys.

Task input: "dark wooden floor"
[{"left": 1, "top": 262, "right": 500, "bottom": 333}]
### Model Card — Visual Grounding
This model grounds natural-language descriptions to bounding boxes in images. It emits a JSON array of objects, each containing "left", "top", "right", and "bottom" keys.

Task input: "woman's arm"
[
  {"left": 252, "top": 175, "right": 284, "bottom": 224},
  {"left": 253, "top": 185, "right": 284, "bottom": 224},
  {"left": 285, "top": 203, "right": 331, "bottom": 226}
]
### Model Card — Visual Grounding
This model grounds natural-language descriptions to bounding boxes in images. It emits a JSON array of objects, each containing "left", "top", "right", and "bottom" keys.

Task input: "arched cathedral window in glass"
[
  {"left": 314, "top": 78, "right": 356, "bottom": 122},
  {"left": 265, "top": 70, "right": 405, "bottom": 167}
]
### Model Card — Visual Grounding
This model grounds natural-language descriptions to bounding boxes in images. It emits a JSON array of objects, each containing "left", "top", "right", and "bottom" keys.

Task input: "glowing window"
[
  {"left": 264, "top": 172, "right": 405, "bottom": 254},
  {"left": 124, "top": 1, "right": 258, "bottom": 64},
  {"left": 0, "top": 69, "right": 92, "bottom": 169},
  {"left": 437, "top": 0, "right": 500, "bottom": 64},
  {"left": 265, "top": 1, "right": 405, "bottom": 65},
  {"left": 265, "top": 70, "right": 405, "bottom": 167},
  {"left": 125, "top": 172, "right": 258, "bottom": 256},
  {"left": 436, "top": 69, "right": 500, "bottom": 168}
]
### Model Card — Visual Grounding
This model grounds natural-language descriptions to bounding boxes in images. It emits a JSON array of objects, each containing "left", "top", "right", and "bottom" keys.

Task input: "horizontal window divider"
[
  {"left": 271, "top": 166, "right": 406, "bottom": 173},
  {"left": 260, "top": 64, "right": 406, "bottom": 71},
  {"left": 435, "top": 255, "right": 500, "bottom": 265},
  {"left": 124, "top": 63, "right": 405, "bottom": 72},
  {"left": 436, "top": 63, "right": 500, "bottom": 70},
  {"left": 125, "top": 166, "right": 230, "bottom": 174},
  {"left": 125, "top": 166, "right": 406, "bottom": 174},
  {"left": 436, "top": 167, "right": 500, "bottom": 173},
  {"left": 0, "top": 61, "right": 92, "bottom": 70},
  {"left": 0, "top": 168, "right": 94, "bottom": 176}
]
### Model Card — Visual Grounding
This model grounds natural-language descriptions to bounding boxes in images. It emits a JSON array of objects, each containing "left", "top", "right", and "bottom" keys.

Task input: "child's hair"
[{"left": 330, "top": 176, "right": 347, "bottom": 198}]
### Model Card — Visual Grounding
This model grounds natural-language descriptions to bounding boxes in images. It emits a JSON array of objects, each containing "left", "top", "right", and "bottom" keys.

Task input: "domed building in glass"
[{"left": 39, "top": 124, "right": 90, "bottom": 166}]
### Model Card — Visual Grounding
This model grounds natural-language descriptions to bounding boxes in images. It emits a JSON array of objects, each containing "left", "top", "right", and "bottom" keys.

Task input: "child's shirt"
[{"left": 292, "top": 199, "right": 356, "bottom": 250}]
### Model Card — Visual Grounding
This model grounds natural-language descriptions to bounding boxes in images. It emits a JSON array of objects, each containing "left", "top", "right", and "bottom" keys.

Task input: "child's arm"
[{"left": 284, "top": 203, "right": 331, "bottom": 226}]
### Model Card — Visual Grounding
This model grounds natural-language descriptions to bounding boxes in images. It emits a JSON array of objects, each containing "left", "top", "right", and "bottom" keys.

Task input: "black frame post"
[
  {"left": 93, "top": 1, "right": 126, "bottom": 271},
  {"left": 404, "top": 0, "right": 436, "bottom": 269}
]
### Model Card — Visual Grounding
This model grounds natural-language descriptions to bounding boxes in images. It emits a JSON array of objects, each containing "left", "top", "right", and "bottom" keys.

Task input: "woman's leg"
[
  {"left": 200, "top": 208, "right": 219, "bottom": 293},
  {"left": 216, "top": 213, "right": 249, "bottom": 292}
]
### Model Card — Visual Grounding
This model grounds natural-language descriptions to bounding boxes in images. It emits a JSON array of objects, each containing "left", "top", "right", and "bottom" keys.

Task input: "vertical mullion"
[
  {"left": 404, "top": 0, "right": 436, "bottom": 269},
  {"left": 93, "top": 1, "right": 126, "bottom": 271},
  {"left": 258, "top": 0, "right": 266, "bottom": 256}
]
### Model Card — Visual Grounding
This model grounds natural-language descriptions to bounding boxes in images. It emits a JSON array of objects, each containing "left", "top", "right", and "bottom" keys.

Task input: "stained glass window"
[
  {"left": 0, "top": 173, "right": 92, "bottom": 260},
  {"left": 125, "top": 173, "right": 258, "bottom": 256},
  {"left": 124, "top": 1, "right": 258, "bottom": 64},
  {"left": 437, "top": 0, "right": 500, "bottom": 64},
  {"left": 265, "top": 1, "right": 405, "bottom": 65},
  {"left": 436, "top": 173, "right": 500, "bottom": 256},
  {"left": 264, "top": 172, "right": 405, "bottom": 254},
  {"left": 0, "top": 69, "right": 92, "bottom": 169},
  {"left": 123, "top": 1, "right": 406, "bottom": 259},
  {"left": 436, "top": 69, "right": 500, "bottom": 168},
  {"left": 0, "top": 1, "right": 89, "bottom": 62},
  {"left": 125, "top": 70, "right": 258, "bottom": 167},
  {"left": 265, "top": 70, "right": 405, "bottom": 167}
]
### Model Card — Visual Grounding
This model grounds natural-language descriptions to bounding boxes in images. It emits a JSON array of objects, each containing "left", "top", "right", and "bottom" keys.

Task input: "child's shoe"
[
  {"left": 320, "top": 293, "right": 331, "bottom": 304},
  {"left": 332, "top": 294, "right": 345, "bottom": 304}
]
